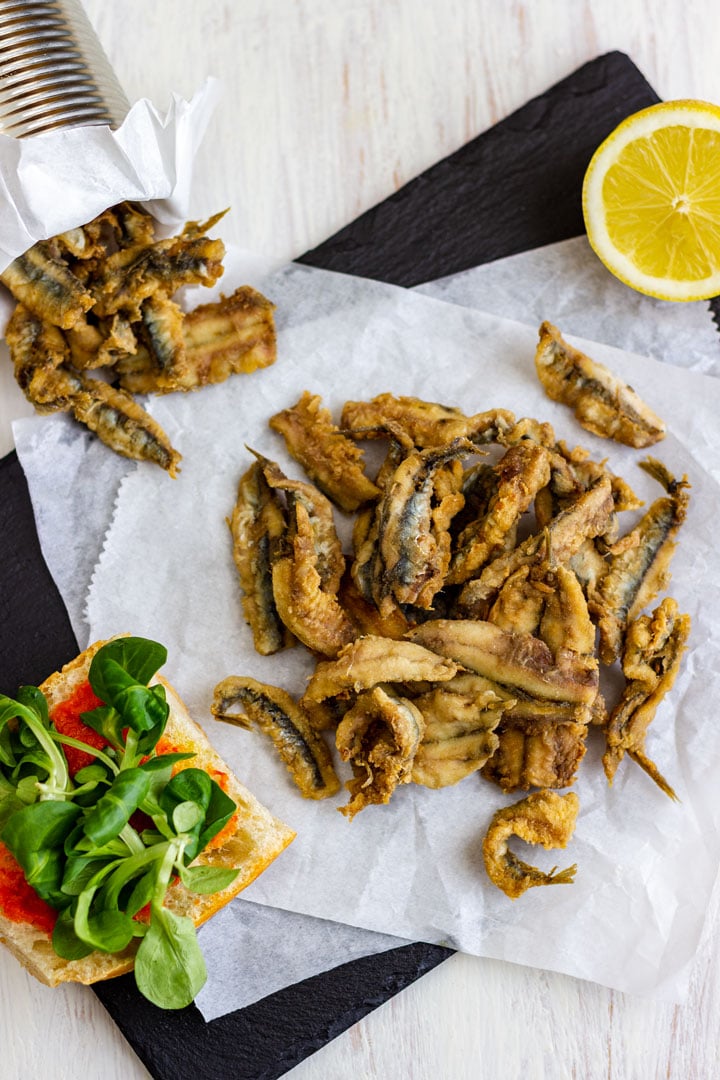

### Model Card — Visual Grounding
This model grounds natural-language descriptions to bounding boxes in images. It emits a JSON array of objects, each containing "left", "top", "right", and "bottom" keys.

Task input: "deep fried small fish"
[
  {"left": 458, "top": 475, "right": 614, "bottom": 614},
  {"left": 118, "top": 286, "right": 277, "bottom": 393},
  {"left": 6, "top": 304, "right": 181, "bottom": 474},
  {"left": 269, "top": 391, "right": 380, "bottom": 512},
  {"left": 603, "top": 597, "right": 690, "bottom": 799},
  {"left": 448, "top": 442, "right": 552, "bottom": 584},
  {"left": 1, "top": 241, "right": 94, "bottom": 329},
  {"left": 593, "top": 460, "right": 690, "bottom": 664},
  {"left": 91, "top": 227, "right": 225, "bottom": 319},
  {"left": 408, "top": 619, "right": 599, "bottom": 705},
  {"left": 212, "top": 676, "right": 340, "bottom": 799},
  {"left": 411, "top": 687, "right": 507, "bottom": 788},
  {"left": 302, "top": 635, "right": 458, "bottom": 704},
  {"left": 271, "top": 499, "right": 355, "bottom": 657},
  {"left": 257, "top": 453, "right": 345, "bottom": 593},
  {"left": 481, "top": 701, "right": 589, "bottom": 792},
  {"left": 337, "top": 567, "right": 411, "bottom": 640},
  {"left": 535, "top": 322, "right": 666, "bottom": 448},
  {"left": 482, "top": 789, "right": 579, "bottom": 899},
  {"left": 229, "top": 460, "right": 294, "bottom": 655},
  {"left": 341, "top": 393, "right": 514, "bottom": 448},
  {"left": 336, "top": 686, "right": 425, "bottom": 818},
  {"left": 72, "top": 378, "right": 181, "bottom": 475},
  {"left": 373, "top": 438, "right": 470, "bottom": 614}
]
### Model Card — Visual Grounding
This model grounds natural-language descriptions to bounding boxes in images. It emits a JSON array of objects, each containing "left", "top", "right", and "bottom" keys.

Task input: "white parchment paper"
[
  {"left": 12, "top": 238, "right": 720, "bottom": 1015},
  {"left": 65, "top": 261, "right": 720, "bottom": 1005}
]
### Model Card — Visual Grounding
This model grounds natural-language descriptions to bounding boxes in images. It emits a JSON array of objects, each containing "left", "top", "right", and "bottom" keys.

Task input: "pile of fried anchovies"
[
  {"left": 210, "top": 327, "right": 690, "bottom": 898},
  {"left": 1, "top": 203, "right": 276, "bottom": 474}
]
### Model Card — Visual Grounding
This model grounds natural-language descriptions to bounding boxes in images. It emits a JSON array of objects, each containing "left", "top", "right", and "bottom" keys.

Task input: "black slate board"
[{"left": 0, "top": 50, "right": 661, "bottom": 1080}]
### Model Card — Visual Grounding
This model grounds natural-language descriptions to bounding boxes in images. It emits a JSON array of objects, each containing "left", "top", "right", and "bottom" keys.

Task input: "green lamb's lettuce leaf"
[
  {"left": 82, "top": 768, "right": 151, "bottom": 847},
  {"left": 1, "top": 801, "right": 81, "bottom": 905}
]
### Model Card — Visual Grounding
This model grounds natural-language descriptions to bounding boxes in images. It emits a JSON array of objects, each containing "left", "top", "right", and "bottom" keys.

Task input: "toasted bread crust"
[{"left": 0, "top": 638, "right": 295, "bottom": 988}]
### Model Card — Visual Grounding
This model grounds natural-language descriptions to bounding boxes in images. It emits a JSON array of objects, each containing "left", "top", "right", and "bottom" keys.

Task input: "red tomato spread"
[
  {"left": 0, "top": 842, "right": 56, "bottom": 934},
  {"left": 50, "top": 681, "right": 107, "bottom": 775}
]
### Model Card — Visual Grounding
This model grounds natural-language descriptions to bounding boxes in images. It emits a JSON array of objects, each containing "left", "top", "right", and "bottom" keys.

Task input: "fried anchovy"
[
  {"left": 211, "top": 676, "right": 339, "bottom": 799},
  {"left": 302, "top": 635, "right": 458, "bottom": 704},
  {"left": 91, "top": 231, "right": 225, "bottom": 319},
  {"left": 407, "top": 619, "right": 599, "bottom": 705},
  {"left": 458, "top": 475, "right": 614, "bottom": 614},
  {"left": 411, "top": 686, "right": 508, "bottom": 788},
  {"left": 341, "top": 393, "right": 515, "bottom": 448},
  {"left": 593, "top": 460, "right": 690, "bottom": 664},
  {"left": 72, "top": 378, "right": 181, "bottom": 475},
  {"left": 118, "top": 286, "right": 277, "bottom": 393},
  {"left": 269, "top": 391, "right": 380, "bottom": 512},
  {"left": 255, "top": 452, "right": 345, "bottom": 592},
  {"left": 481, "top": 701, "right": 590, "bottom": 793},
  {"left": 336, "top": 685, "right": 425, "bottom": 818},
  {"left": 229, "top": 460, "right": 294, "bottom": 655},
  {"left": 535, "top": 321, "right": 666, "bottom": 448},
  {"left": 271, "top": 499, "right": 355, "bottom": 657},
  {"left": 448, "top": 442, "right": 552, "bottom": 584},
  {"left": 482, "top": 789, "right": 579, "bottom": 899},
  {"left": 1, "top": 241, "right": 94, "bottom": 329},
  {"left": 6, "top": 303, "right": 181, "bottom": 473},
  {"left": 603, "top": 597, "right": 690, "bottom": 799},
  {"left": 373, "top": 438, "right": 471, "bottom": 614}
]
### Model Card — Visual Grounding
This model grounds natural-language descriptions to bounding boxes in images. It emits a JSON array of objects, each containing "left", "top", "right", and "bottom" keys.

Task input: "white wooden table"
[{"left": 3, "top": 2, "right": 720, "bottom": 1077}]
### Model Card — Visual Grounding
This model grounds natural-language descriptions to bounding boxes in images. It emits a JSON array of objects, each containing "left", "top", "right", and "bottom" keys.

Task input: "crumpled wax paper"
[
  {"left": 61, "top": 260, "right": 720, "bottom": 1006},
  {"left": 12, "top": 240, "right": 720, "bottom": 1015}
]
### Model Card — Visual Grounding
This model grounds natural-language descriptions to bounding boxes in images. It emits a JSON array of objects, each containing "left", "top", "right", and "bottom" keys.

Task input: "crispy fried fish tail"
[
  {"left": 482, "top": 789, "right": 579, "bottom": 899},
  {"left": 603, "top": 597, "right": 690, "bottom": 799},
  {"left": 212, "top": 676, "right": 340, "bottom": 799}
]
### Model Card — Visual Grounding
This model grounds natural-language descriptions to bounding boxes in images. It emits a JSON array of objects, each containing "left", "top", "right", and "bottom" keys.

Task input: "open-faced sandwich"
[{"left": 0, "top": 636, "right": 294, "bottom": 1008}]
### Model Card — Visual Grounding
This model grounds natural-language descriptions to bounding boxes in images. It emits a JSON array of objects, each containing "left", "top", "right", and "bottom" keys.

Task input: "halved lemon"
[{"left": 582, "top": 100, "right": 720, "bottom": 301}]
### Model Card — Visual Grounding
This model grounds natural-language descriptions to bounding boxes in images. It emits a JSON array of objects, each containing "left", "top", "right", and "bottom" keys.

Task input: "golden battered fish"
[
  {"left": 448, "top": 442, "right": 552, "bottom": 585},
  {"left": 407, "top": 619, "right": 599, "bottom": 705},
  {"left": 118, "top": 286, "right": 277, "bottom": 393},
  {"left": 1, "top": 240, "right": 94, "bottom": 329},
  {"left": 411, "top": 687, "right": 507, "bottom": 788},
  {"left": 535, "top": 322, "right": 666, "bottom": 448},
  {"left": 229, "top": 460, "right": 294, "bottom": 655},
  {"left": 481, "top": 701, "right": 589, "bottom": 793},
  {"left": 458, "top": 475, "right": 614, "bottom": 615},
  {"left": 302, "top": 635, "right": 458, "bottom": 704},
  {"left": 482, "top": 789, "right": 579, "bottom": 899},
  {"left": 269, "top": 391, "right": 380, "bottom": 512},
  {"left": 212, "top": 676, "right": 340, "bottom": 799},
  {"left": 603, "top": 597, "right": 690, "bottom": 799},
  {"left": 341, "top": 393, "right": 514, "bottom": 448},
  {"left": 593, "top": 460, "right": 690, "bottom": 664},
  {"left": 336, "top": 685, "right": 425, "bottom": 818}
]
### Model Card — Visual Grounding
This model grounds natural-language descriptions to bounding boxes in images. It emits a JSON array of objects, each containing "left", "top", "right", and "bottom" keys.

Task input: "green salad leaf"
[{"left": 0, "top": 636, "right": 240, "bottom": 1010}]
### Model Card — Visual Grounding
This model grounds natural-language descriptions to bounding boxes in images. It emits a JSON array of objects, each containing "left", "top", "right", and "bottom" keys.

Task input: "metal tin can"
[{"left": 0, "top": 0, "right": 129, "bottom": 137}]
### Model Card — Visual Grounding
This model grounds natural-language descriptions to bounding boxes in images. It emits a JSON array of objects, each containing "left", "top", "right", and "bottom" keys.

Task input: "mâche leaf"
[
  {"left": 82, "top": 768, "right": 151, "bottom": 846},
  {"left": 134, "top": 907, "right": 207, "bottom": 1010}
]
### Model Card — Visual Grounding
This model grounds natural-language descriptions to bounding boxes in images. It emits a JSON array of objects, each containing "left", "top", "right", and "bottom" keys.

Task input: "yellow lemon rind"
[{"left": 582, "top": 99, "right": 720, "bottom": 303}]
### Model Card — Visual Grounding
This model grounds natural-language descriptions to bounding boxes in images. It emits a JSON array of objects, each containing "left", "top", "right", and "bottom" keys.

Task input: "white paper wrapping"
[
  {"left": 56, "top": 261, "right": 720, "bottom": 1005},
  {"left": 0, "top": 78, "right": 220, "bottom": 275}
]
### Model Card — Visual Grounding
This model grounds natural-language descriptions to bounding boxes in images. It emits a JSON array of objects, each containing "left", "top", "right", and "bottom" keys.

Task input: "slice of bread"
[{"left": 0, "top": 639, "right": 295, "bottom": 988}]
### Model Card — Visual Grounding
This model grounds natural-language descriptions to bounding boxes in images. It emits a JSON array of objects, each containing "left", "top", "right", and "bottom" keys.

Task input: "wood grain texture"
[{"left": 2, "top": 2, "right": 720, "bottom": 1078}]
